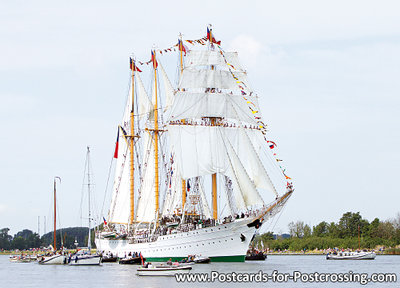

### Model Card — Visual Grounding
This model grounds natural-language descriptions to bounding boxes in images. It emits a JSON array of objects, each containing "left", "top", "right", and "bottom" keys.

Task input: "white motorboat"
[
  {"left": 38, "top": 254, "right": 66, "bottom": 265},
  {"left": 137, "top": 264, "right": 192, "bottom": 276},
  {"left": 68, "top": 251, "right": 102, "bottom": 265},
  {"left": 326, "top": 251, "right": 376, "bottom": 260}
]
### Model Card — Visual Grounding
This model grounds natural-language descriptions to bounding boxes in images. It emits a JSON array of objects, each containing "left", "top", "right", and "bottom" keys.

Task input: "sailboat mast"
[
  {"left": 179, "top": 33, "right": 187, "bottom": 213},
  {"left": 53, "top": 178, "right": 56, "bottom": 250},
  {"left": 208, "top": 25, "right": 218, "bottom": 220},
  {"left": 130, "top": 58, "right": 135, "bottom": 224},
  {"left": 153, "top": 50, "right": 160, "bottom": 217},
  {"left": 53, "top": 176, "right": 61, "bottom": 251},
  {"left": 87, "top": 147, "right": 91, "bottom": 251}
]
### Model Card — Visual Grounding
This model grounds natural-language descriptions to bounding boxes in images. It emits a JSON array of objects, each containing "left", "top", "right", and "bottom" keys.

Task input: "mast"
[
  {"left": 179, "top": 33, "right": 187, "bottom": 213},
  {"left": 152, "top": 50, "right": 160, "bottom": 218},
  {"left": 208, "top": 25, "right": 218, "bottom": 220},
  {"left": 87, "top": 146, "right": 92, "bottom": 251},
  {"left": 130, "top": 58, "right": 135, "bottom": 224},
  {"left": 53, "top": 176, "right": 61, "bottom": 251}
]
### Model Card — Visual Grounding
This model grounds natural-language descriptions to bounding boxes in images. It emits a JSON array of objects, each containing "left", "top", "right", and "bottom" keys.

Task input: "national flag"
[
  {"left": 178, "top": 39, "right": 187, "bottom": 56},
  {"left": 207, "top": 27, "right": 221, "bottom": 45},
  {"left": 130, "top": 58, "right": 142, "bottom": 72},
  {"left": 187, "top": 179, "right": 191, "bottom": 191},
  {"left": 113, "top": 129, "right": 119, "bottom": 158},
  {"left": 151, "top": 50, "right": 158, "bottom": 69},
  {"left": 267, "top": 140, "right": 277, "bottom": 149},
  {"left": 103, "top": 217, "right": 108, "bottom": 226}
]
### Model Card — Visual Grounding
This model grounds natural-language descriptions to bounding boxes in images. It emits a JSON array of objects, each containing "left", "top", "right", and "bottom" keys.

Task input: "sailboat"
[
  {"left": 95, "top": 26, "right": 294, "bottom": 262},
  {"left": 38, "top": 177, "right": 66, "bottom": 265},
  {"left": 69, "top": 147, "right": 102, "bottom": 265}
]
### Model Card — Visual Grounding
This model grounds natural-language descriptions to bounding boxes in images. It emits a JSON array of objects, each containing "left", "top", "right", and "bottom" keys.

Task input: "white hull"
[
  {"left": 96, "top": 218, "right": 257, "bottom": 261},
  {"left": 69, "top": 255, "right": 102, "bottom": 265},
  {"left": 38, "top": 254, "right": 66, "bottom": 265},
  {"left": 326, "top": 251, "right": 376, "bottom": 260},
  {"left": 137, "top": 266, "right": 192, "bottom": 276}
]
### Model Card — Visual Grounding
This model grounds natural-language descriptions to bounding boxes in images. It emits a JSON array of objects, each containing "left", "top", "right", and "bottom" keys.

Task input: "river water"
[{"left": 2, "top": 254, "right": 399, "bottom": 287}]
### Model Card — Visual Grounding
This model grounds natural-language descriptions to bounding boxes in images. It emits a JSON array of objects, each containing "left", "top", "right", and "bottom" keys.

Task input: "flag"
[
  {"left": 207, "top": 27, "right": 221, "bottom": 45},
  {"left": 178, "top": 39, "right": 187, "bottom": 56},
  {"left": 151, "top": 50, "right": 158, "bottom": 69},
  {"left": 103, "top": 217, "right": 108, "bottom": 226},
  {"left": 267, "top": 140, "right": 277, "bottom": 149},
  {"left": 187, "top": 179, "right": 191, "bottom": 191},
  {"left": 113, "top": 129, "right": 119, "bottom": 158},
  {"left": 130, "top": 58, "right": 142, "bottom": 72}
]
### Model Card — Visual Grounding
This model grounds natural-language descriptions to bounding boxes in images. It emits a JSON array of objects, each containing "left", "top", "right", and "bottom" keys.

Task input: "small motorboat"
[
  {"left": 245, "top": 251, "right": 267, "bottom": 261},
  {"left": 193, "top": 255, "right": 211, "bottom": 264},
  {"left": 326, "top": 251, "right": 376, "bottom": 260},
  {"left": 102, "top": 254, "right": 118, "bottom": 263},
  {"left": 68, "top": 250, "right": 102, "bottom": 266},
  {"left": 137, "top": 264, "right": 192, "bottom": 276},
  {"left": 119, "top": 256, "right": 144, "bottom": 265}
]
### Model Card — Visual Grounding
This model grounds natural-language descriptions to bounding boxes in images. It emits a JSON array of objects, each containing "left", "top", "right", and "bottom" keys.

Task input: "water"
[{"left": 2, "top": 255, "right": 399, "bottom": 287}]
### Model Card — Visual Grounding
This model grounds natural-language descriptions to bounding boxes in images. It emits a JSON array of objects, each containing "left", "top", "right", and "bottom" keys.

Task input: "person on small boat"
[{"left": 167, "top": 258, "right": 172, "bottom": 265}]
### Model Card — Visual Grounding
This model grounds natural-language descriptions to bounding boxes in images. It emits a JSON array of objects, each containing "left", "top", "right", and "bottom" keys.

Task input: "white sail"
[
  {"left": 168, "top": 125, "right": 230, "bottom": 179},
  {"left": 159, "top": 62, "right": 175, "bottom": 111},
  {"left": 135, "top": 131, "right": 157, "bottom": 223},
  {"left": 223, "top": 134, "right": 264, "bottom": 208},
  {"left": 169, "top": 91, "right": 259, "bottom": 124},
  {"left": 179, "top": 69, "right": 249, "bottom": 91},
  {"left": 136, "top": 72, "right": 152, "bottom": 119},
  {"left": 184, "top": 50, "right": 243, "bottom": 71},
  {"left": 108, "top": 96, "right": 132, "bottom": 224},
  {"left": 161, "top": 155, "right": 183, "bottom": 217}
]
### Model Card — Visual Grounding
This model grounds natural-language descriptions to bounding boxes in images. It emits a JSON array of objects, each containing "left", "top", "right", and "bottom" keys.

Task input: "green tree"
[
  {"left": 11, "top": 236, "right": 26, "bottom": 250},
  {"left": 0, "top": 228, "right": 12, "bottom": 250},
  {"left": 313, "top": 221, "right": 329, "bottom": 237}
]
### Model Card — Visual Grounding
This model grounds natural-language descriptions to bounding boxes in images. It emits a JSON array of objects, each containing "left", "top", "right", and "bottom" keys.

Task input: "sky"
[{"left": 1, "top": 0, "right": 399, "bottom": 236}]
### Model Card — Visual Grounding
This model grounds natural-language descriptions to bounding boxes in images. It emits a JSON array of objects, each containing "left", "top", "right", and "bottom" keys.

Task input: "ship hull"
[{"left": 95, "top": 218, "right": 257, "bottom": 262}]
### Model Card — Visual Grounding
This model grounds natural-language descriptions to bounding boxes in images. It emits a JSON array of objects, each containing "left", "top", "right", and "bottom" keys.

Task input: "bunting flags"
[
  {"left": 130, "top": 58, "right": 142, "bottom": 72},
  {"left": 113, "top": 129, "right": 119, "bottom": 159}
]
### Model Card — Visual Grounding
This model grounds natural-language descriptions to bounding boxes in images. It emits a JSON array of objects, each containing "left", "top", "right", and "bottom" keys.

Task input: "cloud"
[{"left": 228, "top": 34, "right": 263, "bottom": 67}]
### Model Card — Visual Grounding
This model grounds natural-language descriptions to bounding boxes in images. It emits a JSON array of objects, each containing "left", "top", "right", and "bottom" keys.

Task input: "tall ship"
[{"left": 95, "top": 26, "right": 294, "bottom": 262}]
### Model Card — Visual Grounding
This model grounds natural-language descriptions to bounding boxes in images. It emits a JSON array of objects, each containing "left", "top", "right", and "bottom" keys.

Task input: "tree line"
[
  {"left": 259, "top": 212, "right": 400, "bottom": 251},
  {"left": 0, "top": 227, "right": 95, "bottom": 250}
]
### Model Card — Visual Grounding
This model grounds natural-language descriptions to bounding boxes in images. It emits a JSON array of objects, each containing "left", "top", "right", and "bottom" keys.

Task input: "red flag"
[
  {"left": 207, "top": 27, "right": 221, "bottom": 45},
  {"left": 130, "top": 58, "right": 142, "bottom": 72},
  {"left": 103, "top": 217, "right": 108, "bottom": 226},
  {"left": 178, "top": 39, "right": 187, "bottom": 56},
  {"left": 151, "top": 50, "right": 158, "bottom": 69},
  {"left": 113, "top": 129, "right": 119, "bottom": 158}
]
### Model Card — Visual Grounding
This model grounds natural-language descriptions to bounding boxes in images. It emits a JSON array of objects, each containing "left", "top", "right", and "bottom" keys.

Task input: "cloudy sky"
[{"left": 1, "top": 0, "right": 399, "bottom": 235}]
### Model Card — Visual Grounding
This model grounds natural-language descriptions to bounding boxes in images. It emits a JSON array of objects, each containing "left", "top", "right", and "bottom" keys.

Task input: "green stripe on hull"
[{"left": 146, "top": 255, "right": 245, "bottom": 263}]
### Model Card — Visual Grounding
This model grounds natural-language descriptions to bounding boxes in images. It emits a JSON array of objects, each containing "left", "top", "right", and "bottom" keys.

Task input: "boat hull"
[
  {"left": 137, "top": 265, "right": 192, "bottom": 276},
  {"left": 69, "top": 255, "right": 102, "bottom": 265},
  {"left": 96, "top": 218, "right": 257, "bottom": 262},
  {"left": 326, "top": 252, "right": 376, "bottom": 260},
  {"left": 38, "top": 254, "right": 66, "bottom": 265}
]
